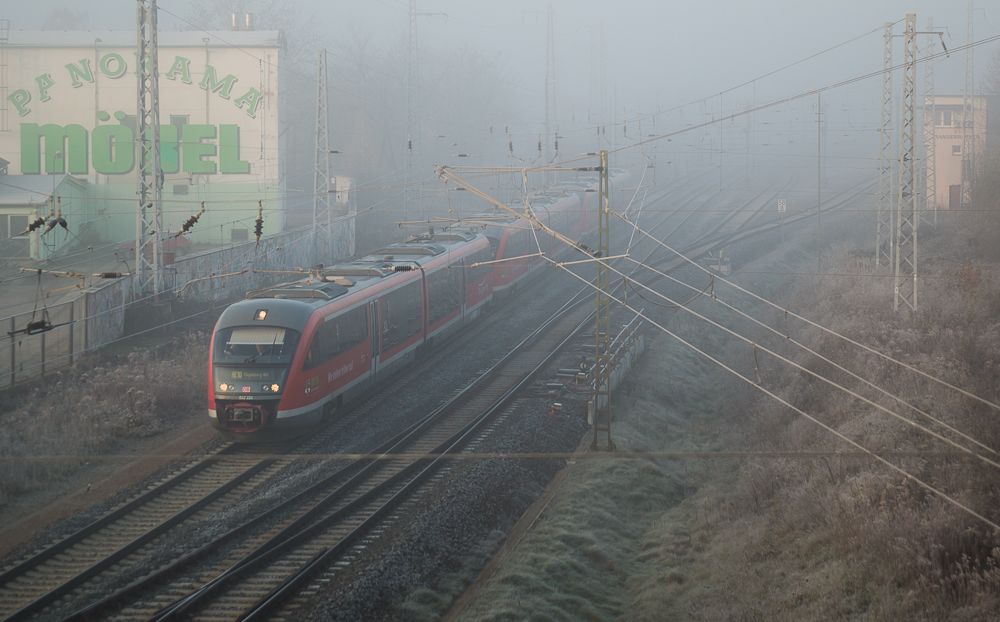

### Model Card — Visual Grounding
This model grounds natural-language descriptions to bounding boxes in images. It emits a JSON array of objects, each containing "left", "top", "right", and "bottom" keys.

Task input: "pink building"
[{"left": 924, "top": 94, "right": 987, "bottom": 210}]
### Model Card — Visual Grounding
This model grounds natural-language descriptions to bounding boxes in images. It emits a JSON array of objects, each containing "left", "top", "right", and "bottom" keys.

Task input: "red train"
[{"left": 208, "top": 170, "right": 629, "bottom": 441}]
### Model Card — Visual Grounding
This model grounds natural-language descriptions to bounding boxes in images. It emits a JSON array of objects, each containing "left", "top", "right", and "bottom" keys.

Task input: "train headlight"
[
  {"left": 270, "top": 383, "right": 280, "bottom": 393},
  {"left": 219, "top": 383, "right": 230, "bottom": 392}
]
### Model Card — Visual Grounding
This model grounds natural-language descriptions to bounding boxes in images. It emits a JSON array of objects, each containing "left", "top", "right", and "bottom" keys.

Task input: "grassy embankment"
[{"left": 452, "top": 208, "right": 1000, "bottom": 622}]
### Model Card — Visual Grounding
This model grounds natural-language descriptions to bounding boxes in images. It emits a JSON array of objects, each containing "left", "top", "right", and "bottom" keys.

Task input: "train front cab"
[{"left": 209, "top": 299, "right": 318, "bottom": 441}]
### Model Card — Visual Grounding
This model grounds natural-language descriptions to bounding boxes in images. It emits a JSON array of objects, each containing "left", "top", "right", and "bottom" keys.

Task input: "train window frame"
[
  {"left": 381, "top": 278, "right": 423, "bottom": 354},
  {"left": 321, "top": 306, "right": 369, "bottom": 361},
  {"left": 428, "top": 267, "right": 461, "bottom": 324},
  {"left": 213, "top": 327, "right": 301, "bottom": 365}
]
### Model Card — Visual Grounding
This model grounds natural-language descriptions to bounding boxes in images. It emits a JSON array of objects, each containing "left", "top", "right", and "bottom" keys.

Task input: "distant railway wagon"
[
  {"left": 482, "top": 169, "right": 631, "bottom": 300},
  {"left": 208, "top": 230, "right": 492, "bottom": 441}
]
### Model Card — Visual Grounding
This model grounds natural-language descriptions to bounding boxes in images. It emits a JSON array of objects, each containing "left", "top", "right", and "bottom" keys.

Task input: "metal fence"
[
  {"left": 1, "top": 297, "right": 86, "bottom": 385},
  {"left": 0, "top": 217, "right": 356, "bottom": 387}
]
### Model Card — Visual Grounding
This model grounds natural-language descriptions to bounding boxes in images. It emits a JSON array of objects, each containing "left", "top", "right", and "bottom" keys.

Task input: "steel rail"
[{"left": 146, "top": 300, "right": 596, "bottom": 621}]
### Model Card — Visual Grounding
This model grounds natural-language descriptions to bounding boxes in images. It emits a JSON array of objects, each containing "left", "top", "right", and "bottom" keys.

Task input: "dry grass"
[
  {"left": 677, "top": 207, "right": 1000, "bottom": 620},
  {"left": 0, "top": 332, "right": 208, "bottom": 505}
]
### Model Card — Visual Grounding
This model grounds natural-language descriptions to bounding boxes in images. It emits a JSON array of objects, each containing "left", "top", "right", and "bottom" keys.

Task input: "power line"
[
  {"left": 545, "top": 253, "right": 1000, "bottom": 532},
  {"left": 610, "top": 209, "right": 1000, "bottom": 415}
]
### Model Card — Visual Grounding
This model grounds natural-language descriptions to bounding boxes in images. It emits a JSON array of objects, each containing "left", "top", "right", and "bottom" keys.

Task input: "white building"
[{"left": 0, "top": 29, "right": 286, "bottom": 258}]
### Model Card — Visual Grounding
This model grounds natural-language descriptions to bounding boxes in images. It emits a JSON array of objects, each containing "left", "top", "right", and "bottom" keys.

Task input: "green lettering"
[
  {"left": 160, "top": 124, "right": 179, "bottom": 174},
  {"left": 92, "top": 122, "right": 134, "bottom": 174},
  {"left": 65, "top": 59, "right": 94, "bottom": 87},
  {"left": 165, "top": 55, "right": 192, "bottom": 84},
  {"left": 182, "top": 124, "right": 216, "bottom": 174},
  {"left": 219, "top": 125, "right": 250, "bottom": 174},
  {"left": 36, "top": 73, "right": 55, "bottom": 102},
  {"left": 8, "top": 89, "right": 31, "bottom": 116},
  {"left": 233, "top": 88, "right": 261, "bottom": 118},
  {"left": 99, "top": 53, "right": 126, "bottom": 78},
  {"left": 198, "top": 65, "right": 237, "bottom": 99},
  {"left": 21, "top": 123, "right": 89, "bottom": 174}
]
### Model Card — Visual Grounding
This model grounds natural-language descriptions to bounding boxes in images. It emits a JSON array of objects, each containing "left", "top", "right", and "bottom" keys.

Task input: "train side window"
[
  {"left": 357, "top": 306, "right": 368, "bottom": 341},
  {"left": 469, "top": 247, "right": 486, "bottom": 281},
  {"left": 303, "top": 333, "right": 322, "bottom": 370},
  {"left": 479, "top": 247, "right": 492, "bottom": 280},
  {"left": 428, "top": 268, "right": 460, "bottom": 323},
  {"left": 381, "top": 280, "right": 422, "bottom": 352}
]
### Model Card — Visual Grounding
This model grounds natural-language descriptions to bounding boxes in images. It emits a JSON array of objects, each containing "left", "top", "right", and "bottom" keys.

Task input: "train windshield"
[{"left": 213, "top": 327, "right": 301, "bottom": 365}]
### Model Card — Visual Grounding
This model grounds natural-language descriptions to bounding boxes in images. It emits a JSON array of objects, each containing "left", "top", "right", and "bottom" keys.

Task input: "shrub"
[{"left": 0, "top": 332, "right": 209, "bottom": 504}]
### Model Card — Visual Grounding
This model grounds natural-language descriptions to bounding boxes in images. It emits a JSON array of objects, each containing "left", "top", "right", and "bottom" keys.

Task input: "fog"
[
  {"left": 3, "top": 0, "right": 997, "bottom": 236},
  {"left": 6, "top": 0, "right": 987, "bottom": 100}
]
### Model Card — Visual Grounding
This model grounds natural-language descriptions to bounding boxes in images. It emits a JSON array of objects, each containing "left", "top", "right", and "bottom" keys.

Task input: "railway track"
[
  {"left": 0, "top": 167, "right": 828, "bottom": 621},
  {"left": 58, "top": 268, "right": 599, "bottom": 622}
]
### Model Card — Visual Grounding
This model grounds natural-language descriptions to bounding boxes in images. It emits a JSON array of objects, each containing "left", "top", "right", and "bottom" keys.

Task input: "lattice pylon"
[
  {"left": 544, "top": 3, "right": 557, "bottom": 181},
  {"left": 894, "top": 14, "right": 918, "bottom": 313},
  {"left": 876, "top": 22, "right": 894, "bottom": 271},
  {"left": 592, "top": 150, "right": 613, "bottom": 451},
  {"left": 405, "top": 0, "right": 422, "bottom": 223},
  {"left": 135, "top": 0, "right": 163, "bottom": 299},
  {"left": 313, "top": 48, "right": 332, "bottom": 263},
  {"left": 961, "top": 1, "right": 974, "bottom": 208},
  {"left": 922, "top": 17, "right": 936, "bottom": 227}
]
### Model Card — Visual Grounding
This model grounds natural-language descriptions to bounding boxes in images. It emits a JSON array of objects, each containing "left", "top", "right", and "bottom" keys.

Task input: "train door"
[{"left": 369, "top": 299, "right": 379, "bottom": 386}]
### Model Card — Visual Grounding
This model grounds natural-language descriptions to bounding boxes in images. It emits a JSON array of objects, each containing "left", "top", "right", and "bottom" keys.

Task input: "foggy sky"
[{"left": 3, "top": 1, "right": 997, "bottom": 137}]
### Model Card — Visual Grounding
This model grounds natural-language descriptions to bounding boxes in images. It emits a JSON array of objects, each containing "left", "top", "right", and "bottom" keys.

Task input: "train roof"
[{"left": 242, "top": 230, "right": 485, "bottom": 306}]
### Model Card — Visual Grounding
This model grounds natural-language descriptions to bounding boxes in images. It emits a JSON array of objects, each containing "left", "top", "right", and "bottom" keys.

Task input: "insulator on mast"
[
  {"left": 254, "top": 200, "right": 264, "bottom": 245},
  {"left": 177, "top": 201, "right": 206, "bottom": 237}
]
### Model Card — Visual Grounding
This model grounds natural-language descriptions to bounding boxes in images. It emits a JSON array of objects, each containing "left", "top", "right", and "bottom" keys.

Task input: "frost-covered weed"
[{"left": 0, "top": 332, "right": 208, "bottom": 503}]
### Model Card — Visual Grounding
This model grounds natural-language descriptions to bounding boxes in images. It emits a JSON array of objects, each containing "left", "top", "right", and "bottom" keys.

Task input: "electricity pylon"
[
  {"left": 922, "top": 17, "right": 936, "bottom": 227},
  {"left": 894, "top": 14, "right": 917, "bottom": 312},
  {"left": 961, "top": 1, "right": 974, "bottom": 208},
  {"left": 544, "top": 4, "right": 557, "bottom": 183},
  {"left": 135, "top": 0, "right": 163, "bottom": 300},
  {"left": 313, "top": 48, "right": 332, "bottom": 263},
  {"left": 876, "top": 22, "right": 894, "bottom": 271},
  {"left": 592, "top": 150, "right": 613, "bottom": 451}
]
